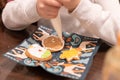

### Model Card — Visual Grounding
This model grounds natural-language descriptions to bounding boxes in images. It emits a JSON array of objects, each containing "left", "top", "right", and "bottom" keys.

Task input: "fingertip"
[{"left": 51, "top": 0, "right": 62, "bottom": 7}]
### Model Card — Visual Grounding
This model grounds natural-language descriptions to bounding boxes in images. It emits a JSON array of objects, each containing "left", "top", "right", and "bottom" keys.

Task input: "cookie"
[
  {"left": 60, "top": 48, "right": 82, "bottom": 62},
  {"left": 25, "top": 44, "right": 52, "bottom": 61},
  {"left": 42, "top": 35, "right": 64, "bottom": 52}
]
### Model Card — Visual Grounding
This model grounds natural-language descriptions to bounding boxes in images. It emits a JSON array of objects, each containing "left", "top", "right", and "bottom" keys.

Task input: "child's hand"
[
  {"left": 36, "top": 0, "right": 62, "bottom": 19},
  {"left": 57, "top": 0, "right": 80, "bottom": 12}
]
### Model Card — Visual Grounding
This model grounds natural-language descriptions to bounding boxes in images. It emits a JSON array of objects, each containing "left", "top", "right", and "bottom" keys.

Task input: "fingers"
[
  {"left": 56, "top": 0, "right": 73, "bottom": 10},
  {"left": 57, "top": 0, "right": 80, "bottom": 12},
  {"left": 36, "top": 0, "right": 62, "bottom": 19},
  {"left": 37, "top": 5, "right": 60, "bottom": 19},
  {"left": 57, "top": 0, "right": 70, "bottom": 4},
  {"left": 45, "top": 0, "right": 62, "bottom": 8}
]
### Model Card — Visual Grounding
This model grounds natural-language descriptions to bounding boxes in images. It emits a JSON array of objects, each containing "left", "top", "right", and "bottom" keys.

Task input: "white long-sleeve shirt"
[{"left": 2, "top": 0, "right": 120, "bottom": 45}]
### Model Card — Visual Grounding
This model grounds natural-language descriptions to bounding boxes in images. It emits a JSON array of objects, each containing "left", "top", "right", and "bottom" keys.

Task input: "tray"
[{"left": 4, "top": 26, "right": 102, "bottom": 80}]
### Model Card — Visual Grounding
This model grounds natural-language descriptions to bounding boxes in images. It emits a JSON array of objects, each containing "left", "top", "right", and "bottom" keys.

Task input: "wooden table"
[{"left": 0, "top": 19, "right": 111, "bottom": 80}]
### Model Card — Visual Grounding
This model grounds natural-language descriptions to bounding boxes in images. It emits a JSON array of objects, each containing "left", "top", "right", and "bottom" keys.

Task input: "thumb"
[{"left": 57, "top": 0, "right": 66, "bottom": 5}]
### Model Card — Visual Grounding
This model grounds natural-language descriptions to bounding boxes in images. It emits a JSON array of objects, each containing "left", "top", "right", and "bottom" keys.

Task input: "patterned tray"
[{"left": 4, "top": 26, "right": 102, "bottom": 80}]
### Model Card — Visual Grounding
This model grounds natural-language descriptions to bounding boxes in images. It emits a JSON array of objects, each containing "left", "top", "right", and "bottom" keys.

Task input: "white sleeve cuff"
[{"left": 23, "top": 0, "right": 41, "bottom": 23}]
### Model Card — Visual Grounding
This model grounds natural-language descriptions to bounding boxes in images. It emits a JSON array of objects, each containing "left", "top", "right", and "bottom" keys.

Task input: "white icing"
[{"left": 28, "top": 44, "right": 46, "bottom": 58}]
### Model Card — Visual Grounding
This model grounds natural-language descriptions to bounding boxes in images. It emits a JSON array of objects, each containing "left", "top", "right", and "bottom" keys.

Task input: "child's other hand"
[
  {"left": 36, "top": 0, "right": 62, "bottom": 19},
  {"left": 57, "top": 0, "right": 80, "bottom": 12}
]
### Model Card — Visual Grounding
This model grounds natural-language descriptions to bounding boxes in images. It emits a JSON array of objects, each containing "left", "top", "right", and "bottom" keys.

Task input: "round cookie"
[
  {"left": 42, "top": 35, "right": 64, "bottom": 52},
  {"left": 25, "top": 44, "right": 52, "bottom": 61}
]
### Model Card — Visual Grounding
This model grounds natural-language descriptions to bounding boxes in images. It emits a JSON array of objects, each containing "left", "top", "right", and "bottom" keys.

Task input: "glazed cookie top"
[
  {"left": 27, "top": 44, "right": 51, "bottom": 58},
  {"left": 60, "top": 48, "right": 82, "bottom": 62},
  {"left": 42, "top": 35, "right": 64, "bottom": 52}
]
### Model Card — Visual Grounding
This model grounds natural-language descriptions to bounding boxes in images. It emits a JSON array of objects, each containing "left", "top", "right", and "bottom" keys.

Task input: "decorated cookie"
[
  {"left": 25, "top": 44, "right": 52, "bottom": 61},
  {"left": 60, "top": 48, "right": 82, "bottom": 62},
  {"left": 42, "top": 35, "right": 64, "bottom": 52}
]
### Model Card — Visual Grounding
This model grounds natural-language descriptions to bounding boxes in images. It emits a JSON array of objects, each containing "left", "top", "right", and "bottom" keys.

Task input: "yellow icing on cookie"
[{"left": 60, "top": 48, "right": 81, "bottom": 62}]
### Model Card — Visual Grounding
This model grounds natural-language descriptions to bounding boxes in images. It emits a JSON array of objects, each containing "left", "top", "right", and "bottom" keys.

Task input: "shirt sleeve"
[
  {"left": 2, "top": 0, "right": 41, "bottom": 30},
  {"left": 71, "top": 0, "right": 120, "bottom": 45}
]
